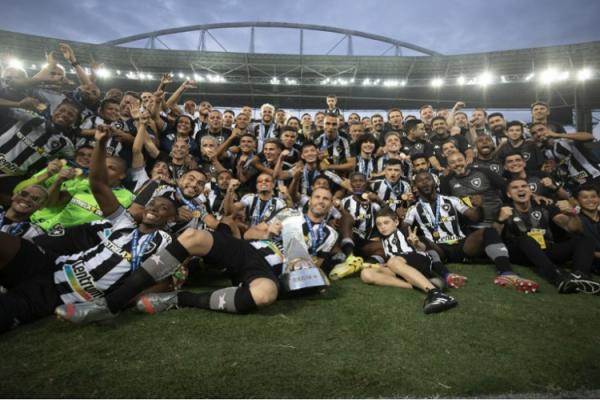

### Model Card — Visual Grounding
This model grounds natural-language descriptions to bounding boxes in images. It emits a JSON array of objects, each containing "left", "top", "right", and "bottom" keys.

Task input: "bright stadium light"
[
  {"left": 362, "top": 78, "right": 372, "bottom": 86},
  {"left": 525, "top": 73, "right": 535, "bottom": 81},
  {"left": 383, "top": 79, "right": 400, "bottom": 87},
  {"left": 539, "top": 68, "right": 568, "bottom": 84},
  {"left": 270, "top": 77, "right": 280, "bottom": 85},
  {"left": 578, "top": 68, "right": 593, "bottom": 81},
  {"left": 8, "top": 58, "right": 24, "bottom": 70},
  {"left": 477, "top": 71, "right": 494, "bottom": 86},
  {"left": 30, "top": 64, "right": 38, "bottom": 69},
  {"left": 115, "top": 70, "right": 121, "bottom": 75},
  {"left": 500, "top": 75, "right": 508, "bottom": 83},
  {"left": 401, "top": 80, "right": 407, "bottom": 86},
  {"left": 431, "top": 78, "right": 444, "bottom": 88},
  {"left": 96, "top": 68, "right": 111, "bottom": 79},
  {"left": 456, "top": 76, "right": 466, "bottom": 85}
]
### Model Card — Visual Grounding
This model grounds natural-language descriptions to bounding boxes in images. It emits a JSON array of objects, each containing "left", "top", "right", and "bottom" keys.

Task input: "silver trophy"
[{"left": 275, "top": 208, "right": 330, "bottom": 293}]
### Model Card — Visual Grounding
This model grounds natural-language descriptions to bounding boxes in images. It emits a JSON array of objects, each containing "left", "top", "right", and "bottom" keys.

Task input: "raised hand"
[
  {"left": 160, "top": 73, "right": 173, "bottom": 86},
  {"left": 183, "top": 79, "right": 196, "bottom": 90},
  {"left": 17, "top": 97, "right": 42, "bottom": 112},
  {"left": 497, "top": 206, "right": 513, "bottom": 223},
  {"left": 228, "top": 179, "right": 240, "bottom": 191},
  {"left": 59, "top": 43, "right": 77, "bottom": 64},
  {"left": 47, "top": 159, "right": 64, "bottom": 175},
  {"left": 94, "top": 125, "right": 111, "bottom": 143},
  {"left": 407, "top": 226, "right": 419, "bottom": 245}
]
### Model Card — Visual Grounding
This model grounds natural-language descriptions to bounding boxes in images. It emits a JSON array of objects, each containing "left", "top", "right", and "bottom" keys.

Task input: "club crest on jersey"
[
  {"left": 490, "top": 164, "right": 500, "bottom": 173},
  {"left": 49, "top": 138, "right": 62, "bottom": 150},
  {"left": 532, "top": 210, "right": 542, "bottom": 220},
  {"left": 470, "top": 177, "right": 482, "bottom": 188},
  {"left": 442, "top": 204, "right": 450, "bottom": 211},
  {"left": 529, "top": 183, "right": 538, "bottom": 193},
  {"left": 48, "top": 224, "right": 65, "bottom": 237},
  {"left": 522, "top": 152, "right": 531, "bottom": 161},
  {"left": 415, "top": 143, "right": 423, "bottom": 151}
]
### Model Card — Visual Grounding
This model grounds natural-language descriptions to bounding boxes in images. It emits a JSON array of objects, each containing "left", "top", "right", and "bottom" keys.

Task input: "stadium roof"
[{"left": 1, "top": 27, "right": 600, "bottom": 111}]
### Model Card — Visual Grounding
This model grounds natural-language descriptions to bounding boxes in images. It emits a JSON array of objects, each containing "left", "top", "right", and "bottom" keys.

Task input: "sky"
[{"left": 2, "top": 0, "right": 600, "bottom": 55}]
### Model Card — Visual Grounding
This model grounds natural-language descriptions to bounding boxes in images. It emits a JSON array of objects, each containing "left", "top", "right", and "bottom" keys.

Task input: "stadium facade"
[{"left": 1, "top": 23, "right": 598, "bottom": 130}]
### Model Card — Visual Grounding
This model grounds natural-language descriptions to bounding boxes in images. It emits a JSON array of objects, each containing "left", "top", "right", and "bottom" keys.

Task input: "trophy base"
[{"left": 280, "top": 262, "right": 330, "bottom": 294}]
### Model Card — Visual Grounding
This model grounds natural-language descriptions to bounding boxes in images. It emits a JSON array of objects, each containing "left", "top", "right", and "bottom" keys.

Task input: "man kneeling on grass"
[{"left": 360, "top": 208, "right": 460, "bottom": 314}]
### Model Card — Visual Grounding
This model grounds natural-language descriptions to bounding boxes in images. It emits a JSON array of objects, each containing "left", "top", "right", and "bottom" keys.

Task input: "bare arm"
[
  {"left": 89, "top": 126, "right": 121, "bottom": 216},
  {"left": 165, "top": 80, "right": 196, "bottom": 111},
  {"left": 59, "top": 43, "right": 93, "bottom": 87},
  {"left": 547, "top": 131, "right": 594, "bottom": 142}
]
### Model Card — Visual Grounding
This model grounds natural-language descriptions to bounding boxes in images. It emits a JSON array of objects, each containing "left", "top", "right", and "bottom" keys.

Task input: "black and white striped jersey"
[
  {"left": 546, "top": 139, "right": 600, "bottom": 185},
  {"left": 205, "top": 183, "right": 227, "bottom": 219},
  {"left": 0, "top": 109, "right": 74, "bottom": 175},
  {"left": 404, "top": 195, "right": 469, "bottom": 244},
  {"left": 354, "top": 156, "right": 378, "bottom": 179},
  {"left": 78, "top": 116, "right": 135, "bottom": 163},
  {"left": 0, "top": 206, "right": 43, "bottom": 241},
  {"left": 370, "top": 178, "right": 411, "bottom": 211},
  {"left": 314, "top": 133, "right": 351, "bottom": 164},
  {"left": 381, "top": 229, "right": 416, "bottom": 259},
  {"left": 33, "top": 208, "right": 173, "bottom": 304},
  {"left": 299, "top": 166, "right": 344, "bottom": 196},
  {"left": 254, "top": 123, "right": 276, "bottom": 152},
  {"left": 341, "top": 195, "right": 380, "bottom": 240},
  {"left": 240, "top": 194, "right": 287, "bottom": 225}
]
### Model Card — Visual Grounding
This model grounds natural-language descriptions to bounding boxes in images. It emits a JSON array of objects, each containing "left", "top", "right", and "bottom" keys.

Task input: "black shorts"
[
  {"left": 0, "top": 239, "right": 61, "bottom": 333},
  {"left": 204, "top": 224, "right": 279, "bottom": 287},
  {"left": 393, "top": 252, "right": 433, "bottom": 278},
  {"left": 436, "top": 239, "right": 467, "bottom": 263},
  {"left": 0, "top": 239, "right": 54, "bottom": 289}
]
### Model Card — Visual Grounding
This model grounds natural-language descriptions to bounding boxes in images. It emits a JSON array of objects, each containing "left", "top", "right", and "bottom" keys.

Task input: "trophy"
[{"left": 274, "top": 209, "right": 330, "bottom": 293}]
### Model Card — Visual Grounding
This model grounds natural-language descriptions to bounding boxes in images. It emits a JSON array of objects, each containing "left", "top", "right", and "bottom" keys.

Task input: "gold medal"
[
  {"left": 192, "top": 210, "right": 201, "bottom": 219},
  {"left": 74, "top": 168, "right": 83, "bottom": 177},
  {"left": 432, "top": 231, "right": 440, "bottom": 240}
]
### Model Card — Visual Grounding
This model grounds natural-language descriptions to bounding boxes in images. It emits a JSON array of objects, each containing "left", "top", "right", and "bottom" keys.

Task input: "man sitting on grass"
[
  {"left": 497, "top": 178, "right": 600, "bottom": 294},
  {"left": 360, "top": 207, "right": 459, "bottom": 314},
  {"left": 0, "top": 126, "right": 177, "bottom": 333},
  {"left": 55, "top": 187, "right": 338, "bottom": 322},
  {"left": 406, "top": 171, "right": 539, "bottom": 293}
]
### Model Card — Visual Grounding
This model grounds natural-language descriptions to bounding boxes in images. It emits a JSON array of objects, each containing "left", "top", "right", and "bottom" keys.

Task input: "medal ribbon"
[
  {"left": 304, "top": 215, "right": 325, "bottom": 256},
  {"left": 130, "top": 229, "right": 158, "bottom": 271}
]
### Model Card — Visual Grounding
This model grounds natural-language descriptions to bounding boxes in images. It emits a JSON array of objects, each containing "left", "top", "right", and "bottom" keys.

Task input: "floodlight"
[{"left": 431, "top": 78, "right": 444, "bottom": 87}]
